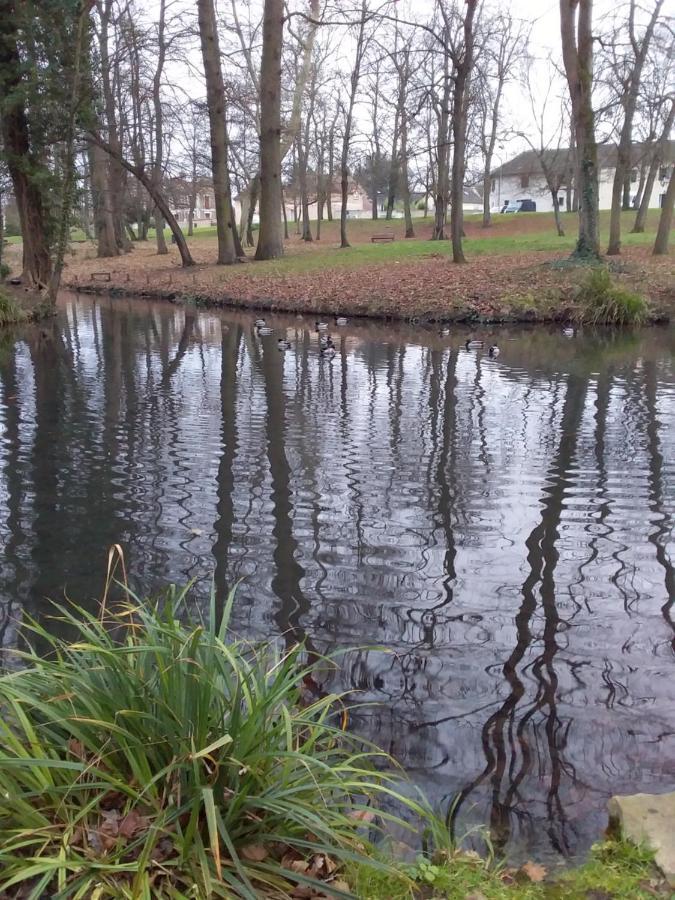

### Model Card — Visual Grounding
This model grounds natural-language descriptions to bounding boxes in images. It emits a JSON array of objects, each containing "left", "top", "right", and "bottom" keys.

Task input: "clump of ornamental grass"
[
  {"left": 575, "top": 266, "right": 647, "bottom": 326},
  {"left": 0, "top": 288, "right": 27, "bottom": 326},
  {"left": 0, "top": 585, "right": 444, "bottom": 898}
]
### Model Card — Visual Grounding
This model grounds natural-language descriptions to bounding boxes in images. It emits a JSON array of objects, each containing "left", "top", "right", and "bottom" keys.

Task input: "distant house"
[
  {"left": 411, "top": 186, "right": 484, "bottom": 216},
  {"left": 166, "top": 177, "right": 247, "bottom": 228},
  {"left": 491, "top": 142, "right": 675, "bottom": 214},
  {"left": 283, "top": 175, "right": 370, "bottom": 221}
]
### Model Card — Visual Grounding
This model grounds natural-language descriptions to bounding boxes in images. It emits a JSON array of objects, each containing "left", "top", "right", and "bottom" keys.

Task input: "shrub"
[
  {"left": 576, "top": 267, "right": 647, "bottom": 326},
  {"left": 0, "top": 585, "right": 440, "bottom": 898},
  {"left": 0, "top": 261, "right": 10, "bottom": 280},
  {"left": 0, "top": 288, "right": 26, "bottom": 326}
]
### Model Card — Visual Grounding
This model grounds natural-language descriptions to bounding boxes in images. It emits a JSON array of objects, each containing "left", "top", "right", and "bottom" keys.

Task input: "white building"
[{"left": 490, "top": 142, "right": 674, "bottom": 214}]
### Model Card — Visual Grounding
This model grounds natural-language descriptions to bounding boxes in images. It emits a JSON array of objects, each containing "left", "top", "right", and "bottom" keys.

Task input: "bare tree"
[
  {"left": 256, "top": 0, "right": 284, "bottom": 260},
  {"left": 606, "top": 0, "right": 665, "bottom": 255},
  {"left": 340, "top": 1, "right": 369, "bottom": 249},
  {"left": 197, "top": 0, "right": 237, "bottom": 264},
  {"left": 559, "top": 0, "right": 600, "bottom": 259}
]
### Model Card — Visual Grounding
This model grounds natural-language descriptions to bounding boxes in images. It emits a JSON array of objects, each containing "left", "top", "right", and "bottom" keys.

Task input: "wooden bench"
[
  {"left": 371, "top": 230, "right": 395, "bottom": 243},
  {"left": 90, "top": 272, "right": 111, "bottom": 282}
]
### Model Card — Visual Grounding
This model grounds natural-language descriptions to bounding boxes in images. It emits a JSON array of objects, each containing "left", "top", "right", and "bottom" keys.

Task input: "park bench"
[
  {"left": 90, "top": 272, "right": 111, "bottom": 282},
  {"left": 371, "top": 230, "right": 395, "bottom": 243}
]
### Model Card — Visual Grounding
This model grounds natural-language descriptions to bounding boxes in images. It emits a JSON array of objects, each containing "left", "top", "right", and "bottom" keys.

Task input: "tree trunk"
[
  {"left": 633, "top": 159, "right": 647, "bottom": 211},
  {"left": 552, "top": 191, "right": 565, "bottom": 236},
  {"left": 622, "top": 173, "right": 631, "bottom": 210},
  {"left": 400, "top": 111, "right": 414, "bottom": 239},
  {"left": 450, "top": 0, "right": 478, "bottom": 264},
  {"left": 560, "top": 0, "right": 600, "bottom": 259},
  {"left": 246, "top": 175, "right": 259, "bottom": 247},
  {"left": 90, "top": 143, "right": 118, "bottom": 257},
  {"left": 385, "top": 106, "right": 400, "bottom": 220},
  {"left": 432, "top": 64, "right": 450, "bottom": 241},
  {"left": 255, "top": 0, "right": 284, "bottom": 260},
  {"left": 298, "top": 139, "right": 312, "bottom": 242},
  {"left": 229, "top": 195, "right": 244, "bottom": 257},
  {"left": 482, "top": 169, "right": 492, "bottom": 227},
  {"left": 97, "top": 0, "right": 131, "bottom": 253},
  {"left": 653, "top": 165, "right": 674, "bottom": 256},
  {"left": 340, "top": 2, "right": 367, "bottom": 249},
  {"left": 0, "top": 13, "right": 52, "bottom": 287},
  {"left": 152, "top": 0, "right": 168, "bottom": 255},
  {"left": 326, "top": 125, "right": 334, "bottom": 220},
  {"left": 197, "top": 0, "right": 237, "bottom": 264}
]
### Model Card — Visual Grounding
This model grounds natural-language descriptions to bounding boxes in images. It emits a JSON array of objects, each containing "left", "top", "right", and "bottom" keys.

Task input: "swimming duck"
[
  {"left": 562, "top": 325, "right": 575, "bottom": 338},
  {"left": 488, "top": 344, "right": 500, "bottom": 358},
  {"left": 316, "top": 320, "right": 329, "bottom": 331},
  {"left": 256, "top": 325, "right": 273, "bottom": 336},
  {"left": 439, "top": 325, "right": 450, "bottom": 337},
  {"left": 278, "top": 338, "right": 291, "bottom": 351},
  {"left": 465, "top": 339, "right": 484, "bottom": 350},
  {"left": 321, "top": 345, "right": 336, "bottom": 360},
  {"left": 335, "top": 316, "right": 348, "bottom": 326},
  {"left": 319, "top": 333, "right": 333, "bottom": 348},
  {"left": 254, "top": 318, "right": 266, "bottom": 328}
]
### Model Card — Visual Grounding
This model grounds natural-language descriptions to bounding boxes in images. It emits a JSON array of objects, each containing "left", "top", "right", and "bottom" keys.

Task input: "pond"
[{"left": 0, "top": 292, "right": 674, "bottom": 864}]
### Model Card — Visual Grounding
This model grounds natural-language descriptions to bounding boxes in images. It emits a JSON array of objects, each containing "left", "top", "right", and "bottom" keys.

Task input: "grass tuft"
[
  {"left": 575, "top": 266, "right": 648, "bottom": 326},
  {"left": 0, "top": 585, "right": 442, "bottom": 898},
  {"left": 0, "top": 288, "right": 27, "bottom": 326}
]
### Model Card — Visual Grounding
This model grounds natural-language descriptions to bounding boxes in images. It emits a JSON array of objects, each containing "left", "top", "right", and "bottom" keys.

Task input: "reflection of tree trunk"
[
  {"left": 259, "top": 340, "right": 310, "bottom": 649},
  {"left": 213, "top": 324, "right": 242, "bottom": 602},
  {"left": 643, "top": 361, "right": 675, "bottom": 646},
  {"left": 0, "top": 355, "right": 28, "bottom": 656},
  {"left": 450, "top": 374, "right": 587, "bottom": 854},
  {"left": 160, "top": 311, "right": 195, "bottom": 385}
]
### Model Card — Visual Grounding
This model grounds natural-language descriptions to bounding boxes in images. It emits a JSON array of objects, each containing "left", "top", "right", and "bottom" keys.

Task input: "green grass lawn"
[{"left": 164, "top": 210, "right": 666, "bottom": 280}]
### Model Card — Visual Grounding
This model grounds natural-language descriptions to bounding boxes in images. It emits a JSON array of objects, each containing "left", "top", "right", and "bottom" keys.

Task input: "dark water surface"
[{"left": 1, "top": 293, "right": 674, "bottom": 862}]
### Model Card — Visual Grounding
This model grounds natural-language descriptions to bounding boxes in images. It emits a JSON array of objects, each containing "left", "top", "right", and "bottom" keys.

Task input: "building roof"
[{"left": 493, "top": 141, "right": 675, "bottom": 178}]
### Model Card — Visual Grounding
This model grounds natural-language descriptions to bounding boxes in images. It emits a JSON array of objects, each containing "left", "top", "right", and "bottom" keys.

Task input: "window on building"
[
  {"left": 630, "top": 168, "right": 638, "bottom": 183},
  {"left": 204, "top": 194, "right": 211, "bottom": 209},
  {"left": 659, "top": 166, "right": 671, "bottom": 182},
  {"left": 491, "top": 180, "right": 496, "bottom": 193},
  {"left": 204, "top": 211, "right": 211, "bottom": 218},
  {"left": 660, "top": 193, "right": 667, "bottom": 209},
  {"left": 520, "top": 174, "right": 529, "bottom": 189},
  {"left": 558, "top": 196, "right": 564, "bottom": 208}
]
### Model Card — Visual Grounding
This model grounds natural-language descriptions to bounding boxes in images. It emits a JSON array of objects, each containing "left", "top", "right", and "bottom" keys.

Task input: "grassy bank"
[
  {"left": 48, "top": 210, "right": 671, "bottom": 324},
  {"left": 0, "top": 583, "right": 669, "bottom": 898}
]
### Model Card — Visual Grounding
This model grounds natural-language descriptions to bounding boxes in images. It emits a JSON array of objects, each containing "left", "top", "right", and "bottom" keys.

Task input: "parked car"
[{"left": 501, "top": 199, "right": 537, "bottom": 213}]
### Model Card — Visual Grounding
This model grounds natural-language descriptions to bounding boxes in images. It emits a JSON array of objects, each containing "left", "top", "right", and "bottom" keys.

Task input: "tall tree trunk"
[
  {"left": 326, "top": 124, "right": 335, "bottom": 220},
  {"left": 450, "top": 0, "right": 478, "bottom": 264},
  {"left": 340, "top": 2, "right": 367, "bottom": 249},
  {"left": 0, "top": 12, "right": 52, "bottom": 287},
  {"left": 299, "top": 141, "right": 312, "bottom": 242},
  {"left": 633, "top": 158, "right": 647, "bottom": 211},
  {"left": 197, "top": 0, "right": 237, "bottom": 264},
  {"left": 152, "top": 0, "right": 168, "bottom": 255},
  {"left": 653, "top": 165, "right": 674, "bottom": 256},
  {"left": 607, "top": 0, "right": 663, "bottom": 255},
  {"left": 432, "top": 60, "right": 450, "bottom": 241},
  {"left": 400, "top": 108, "right": 414, "bottom": 238},
  {"left": 97, "top": 0, "right": 131, "bottom": 252},
  {"left": 256, "top": 0, "right": 284, "bottom": 260},
  {"left": 385, "top": 107, "right": 400, "bottom": 220},
  {"left": 229, "top": 195, "right": 244, "bottom": 257},
  {"left": 560, "top": 0, "right": 600, "bottom": 259},
  {"left": 483, "top": 169, "right": 492, "bottom": 227},
  {"left": 622, "top": 172, "right": 631, "bottom": 210},
  {"left": 90, "top": 143, "right": 118, "bottom": 257}
]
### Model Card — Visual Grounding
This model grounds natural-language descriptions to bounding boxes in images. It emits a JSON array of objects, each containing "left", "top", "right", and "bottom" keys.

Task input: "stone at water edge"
[{"left": 608, "top": 792, "right": 675, "bottom": 887}]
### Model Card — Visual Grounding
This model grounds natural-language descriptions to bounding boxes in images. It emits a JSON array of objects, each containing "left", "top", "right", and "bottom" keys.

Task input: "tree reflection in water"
[{"left": 0, "top": 297, "right": 673, "bottom": 862}]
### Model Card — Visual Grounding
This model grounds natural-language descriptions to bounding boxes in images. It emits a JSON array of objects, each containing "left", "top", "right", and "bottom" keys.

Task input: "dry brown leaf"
[
  {"left": 329, "top": 881, "right": 351, "bottom": 893},
  {"left": 347, "top": 809, "right": 375, "bottom": 824},
  {"left": 118, "top": 809, "right": 149, "bottom": 840},
  {"left": 240, "top": 843, "right": 269, "bottom": 862},
  {"left": 289, "top": 859, "right": 310, "bottom": 874},
  {"left": 520, "top": 861, "right": 547, "bottom": 883}
]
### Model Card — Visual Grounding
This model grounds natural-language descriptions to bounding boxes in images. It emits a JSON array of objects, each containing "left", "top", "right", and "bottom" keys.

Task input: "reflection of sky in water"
[{"left": 0, "top": 295, "right": 673, "bottom": 863}]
